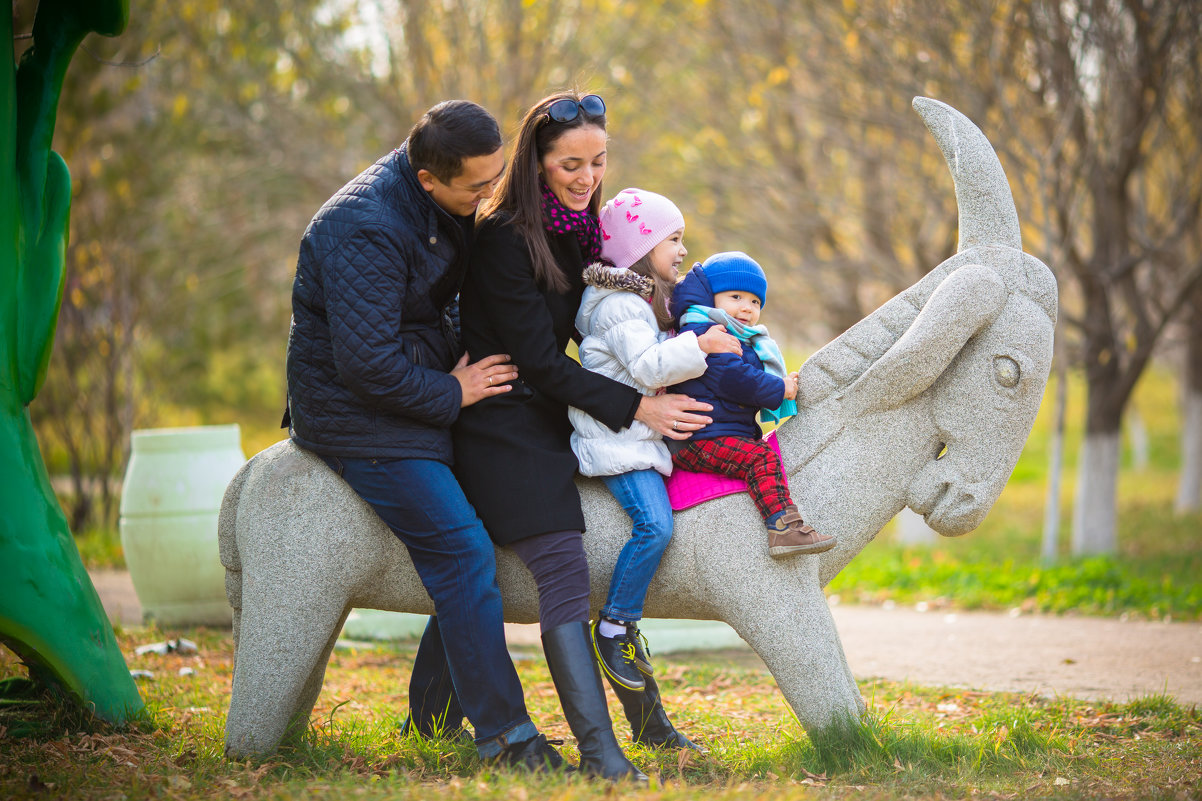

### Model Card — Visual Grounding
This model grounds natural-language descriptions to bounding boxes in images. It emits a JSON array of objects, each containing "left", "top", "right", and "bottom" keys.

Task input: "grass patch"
[
  {"left": 2, "top": 627, "right": 1199, "bottom": 799},
  {"left": 74, "top": 526, "right": 124, "bottom": 570}
]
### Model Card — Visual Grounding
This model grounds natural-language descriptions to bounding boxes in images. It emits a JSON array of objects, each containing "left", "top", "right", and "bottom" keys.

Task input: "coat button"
[{"left": 429, "top": 236, "right": 437, "bottom": 245}]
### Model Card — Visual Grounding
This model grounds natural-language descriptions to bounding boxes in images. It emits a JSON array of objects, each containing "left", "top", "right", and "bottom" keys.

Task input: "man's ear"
[{"left": 416, "top": 168, "right": 438, "bottom": 192}]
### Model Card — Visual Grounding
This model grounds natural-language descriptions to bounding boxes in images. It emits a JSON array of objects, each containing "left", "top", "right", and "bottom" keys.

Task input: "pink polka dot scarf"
[{"left": 540, "top": 180, "right": 602, "bottom": 264}]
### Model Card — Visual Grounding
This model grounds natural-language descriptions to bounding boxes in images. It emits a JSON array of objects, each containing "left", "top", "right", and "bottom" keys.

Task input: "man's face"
[{"left": 418, "top": 148, "right": 506, "bottom": 217}]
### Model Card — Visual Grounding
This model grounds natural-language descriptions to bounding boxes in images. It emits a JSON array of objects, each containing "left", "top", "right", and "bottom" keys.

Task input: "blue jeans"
[
  {"left": 321, "top": 455, "right": 537, "bottom": 758},
  {"left": 600, "top": 469, "right": 675, "bottom": 622}
]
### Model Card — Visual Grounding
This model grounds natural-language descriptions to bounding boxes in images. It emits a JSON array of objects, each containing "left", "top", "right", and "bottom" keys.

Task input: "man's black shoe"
[{"left": 492, "top": 733, "right": 569, "bottom": 772}]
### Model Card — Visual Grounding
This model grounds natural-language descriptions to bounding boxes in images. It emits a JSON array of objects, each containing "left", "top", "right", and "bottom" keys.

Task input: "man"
[{"left": 285, "top": 100, "right": 561, "bottom": 768}]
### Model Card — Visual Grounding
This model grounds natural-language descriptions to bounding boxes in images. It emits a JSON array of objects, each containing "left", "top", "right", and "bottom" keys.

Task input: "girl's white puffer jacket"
[{"left": 569, "top": 266, "right": 708, "bottom": 477}]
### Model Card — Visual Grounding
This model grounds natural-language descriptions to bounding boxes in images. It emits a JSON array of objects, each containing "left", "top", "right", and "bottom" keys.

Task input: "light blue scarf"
[{"left": 681, "top": 305, "right": 797, "bottom": 423}]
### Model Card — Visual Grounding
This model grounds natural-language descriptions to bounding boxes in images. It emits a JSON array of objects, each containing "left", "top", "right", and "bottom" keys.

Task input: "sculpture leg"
[
  {"left": 224, "top": 578, "right": 347, "bottom": 757},
  {"left": 281, "top": 606, "right": 351, "bottom": 747},
  {"left": 711, "top": 558, "right": 865, "bottom": 736}
]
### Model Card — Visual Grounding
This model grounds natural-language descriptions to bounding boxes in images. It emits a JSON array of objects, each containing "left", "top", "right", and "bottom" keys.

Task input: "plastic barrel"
[{"left": 118, "top": 425, "right": 246, "bottom": 626}]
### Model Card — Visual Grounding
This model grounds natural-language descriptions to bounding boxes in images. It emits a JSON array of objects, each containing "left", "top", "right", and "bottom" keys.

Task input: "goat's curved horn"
[
  {"left": 913, "top": 97, "right": 1022, "bottom": 252},
  {"left": 843, "top": 264, "right": 1007, "bottom": 413}
]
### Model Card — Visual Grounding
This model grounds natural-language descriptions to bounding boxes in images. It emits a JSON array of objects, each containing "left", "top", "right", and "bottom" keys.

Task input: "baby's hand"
[
  {"left": 697, "top": 325, "right": 741, "bottom": 355},
  {"left": 783, "top": 372, "right": 798, "bottom": 401}
]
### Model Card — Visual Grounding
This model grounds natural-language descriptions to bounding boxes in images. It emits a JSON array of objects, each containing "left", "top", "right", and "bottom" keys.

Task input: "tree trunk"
[
  {"left": 1071, "top": 430, "right": 1120, "bottom": 556},
  {"left": 895, "top": 506, "right": 937, "bottom": 546},
  {"left": 1177, "top": 297, "right": 1202, "bottom": 513},
  {"left": 1041, "top": 361, "right": 1067, "bottom": 563}
]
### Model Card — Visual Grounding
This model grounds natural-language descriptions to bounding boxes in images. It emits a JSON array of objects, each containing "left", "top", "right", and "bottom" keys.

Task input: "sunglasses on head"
[{"left": 545, "top": 94, "right": 606, "bottom": 124}]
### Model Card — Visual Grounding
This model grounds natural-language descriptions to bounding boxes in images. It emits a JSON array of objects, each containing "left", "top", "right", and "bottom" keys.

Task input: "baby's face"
[{"left": 713, "top": 290, "right": 762, "bottom": 327}]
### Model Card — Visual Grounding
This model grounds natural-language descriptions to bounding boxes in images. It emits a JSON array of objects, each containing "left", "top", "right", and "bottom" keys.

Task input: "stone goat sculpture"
[{"left": 220, "top": 97, "right": 1056, "bottom": 757}]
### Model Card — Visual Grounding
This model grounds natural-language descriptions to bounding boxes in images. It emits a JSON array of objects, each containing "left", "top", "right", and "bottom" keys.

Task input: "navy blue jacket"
[
  {"left": 667, "top": 266, "right": 784, "bottom": 441},
  {"left": 285, "top": 145, "right": 470, "bottom": 461}
]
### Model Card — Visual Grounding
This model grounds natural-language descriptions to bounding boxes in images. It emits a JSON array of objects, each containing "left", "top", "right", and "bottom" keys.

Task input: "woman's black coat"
[{"left": 453, "top": 215, "right": 641, "bottom": 544}]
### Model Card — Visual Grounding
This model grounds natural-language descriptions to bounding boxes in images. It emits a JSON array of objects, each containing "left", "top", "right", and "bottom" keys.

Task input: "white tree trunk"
[
  {"left": 1177, "top": 389, "right": 1202, "bottom": 513},
  {"left": 895, "top": 506, "right": 937, "bottom": 546},
  {"left": 1071, "top": 431, "right": 1120, "bottom": 556},
  {"left": 1127, "top": 407, "right": 1149, "bottom": 471},
  {"left": 1042, "top": 365, "right": 1067, "bottom": 563}
]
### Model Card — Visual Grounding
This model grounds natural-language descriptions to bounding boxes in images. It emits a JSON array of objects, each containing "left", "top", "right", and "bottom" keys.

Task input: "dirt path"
[{"left": 89, "top": 569, "right": 1202, "bottom": 706}]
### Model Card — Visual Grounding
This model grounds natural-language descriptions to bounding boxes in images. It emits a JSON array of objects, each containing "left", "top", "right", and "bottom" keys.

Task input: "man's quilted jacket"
[{"left": 285, "top": 144, "right": 471, "bottom": 462}]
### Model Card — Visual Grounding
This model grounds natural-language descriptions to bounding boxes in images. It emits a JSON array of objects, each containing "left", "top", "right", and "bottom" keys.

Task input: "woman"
[{"left": 450, "top": 91, "right": 711, "bottom": 780}]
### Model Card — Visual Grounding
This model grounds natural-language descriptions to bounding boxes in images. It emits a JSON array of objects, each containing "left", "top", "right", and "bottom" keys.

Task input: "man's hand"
[
  {"left": 453, "top": 353, "right": 518, "bottom": 407},
  {"left": 635, "top": 393, "right": 713, "bottom": 440}
]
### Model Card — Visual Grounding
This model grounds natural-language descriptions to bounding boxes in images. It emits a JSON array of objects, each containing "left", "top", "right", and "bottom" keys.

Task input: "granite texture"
[{"left": 221, "top": 97, "right": 1057, "bottom": 757}]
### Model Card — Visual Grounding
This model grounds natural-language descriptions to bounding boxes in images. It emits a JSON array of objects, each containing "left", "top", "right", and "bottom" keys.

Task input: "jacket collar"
[{"left": 393, "top": 143, "right": 472, "bottom": 248}]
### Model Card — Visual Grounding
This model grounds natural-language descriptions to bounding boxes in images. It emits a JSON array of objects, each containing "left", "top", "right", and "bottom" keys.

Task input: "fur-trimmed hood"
[{"left": 581, "top": 261, "right": 654, "bottom": 298}]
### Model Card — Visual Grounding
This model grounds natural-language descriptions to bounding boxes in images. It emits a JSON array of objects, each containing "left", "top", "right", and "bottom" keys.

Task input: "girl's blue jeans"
[
  {"left": 599, "top": 468, "right": 675, "bottom": 622},
  {"left": 320, "top": 455, "right": 536, "bottom": 758}
]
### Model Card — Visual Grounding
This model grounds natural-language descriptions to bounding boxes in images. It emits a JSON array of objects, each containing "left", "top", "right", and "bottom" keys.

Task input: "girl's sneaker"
[{"left": 590, "top": 619, "right": 646, "bottom": 691}]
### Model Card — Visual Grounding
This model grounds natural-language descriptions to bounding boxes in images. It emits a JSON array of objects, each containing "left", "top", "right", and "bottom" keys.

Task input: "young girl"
[
  {"left": 569, "top": 188, "right": 738, "bottom": 750},
  {"left": 667, "top": 251, "right": 837, "bottom": 557}
]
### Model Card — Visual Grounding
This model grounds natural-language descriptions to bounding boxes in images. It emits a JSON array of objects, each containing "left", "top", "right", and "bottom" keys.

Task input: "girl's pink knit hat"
[{"left": 599, "top": 188, "right": 685, "bottom": 271}]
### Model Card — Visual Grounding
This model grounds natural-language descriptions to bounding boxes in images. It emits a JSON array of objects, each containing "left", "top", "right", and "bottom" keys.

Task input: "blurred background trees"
[{"left": 13, "top": 0, "right": 1201, "bottom": 553}]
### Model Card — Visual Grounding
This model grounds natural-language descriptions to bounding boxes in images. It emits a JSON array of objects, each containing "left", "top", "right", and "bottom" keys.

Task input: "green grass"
[
  {"left": 74, "top": 526, "right": 125, "bottom": 570},
  {"left": 1, "top": 628, "right": 1198, "bottom": 799}
]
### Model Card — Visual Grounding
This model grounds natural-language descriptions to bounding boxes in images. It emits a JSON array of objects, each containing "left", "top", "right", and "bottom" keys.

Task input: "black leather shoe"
[
  {"left": 591, "top": 620, "right": 646, "bottom": 692},
  {"left": 492, "top": 733, "right": 569, "bottom": 772}
]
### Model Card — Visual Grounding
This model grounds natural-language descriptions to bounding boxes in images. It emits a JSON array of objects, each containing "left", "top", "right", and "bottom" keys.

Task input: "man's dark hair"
[{"left": 407, "top": 100, "right": 502, "bottom": 183}]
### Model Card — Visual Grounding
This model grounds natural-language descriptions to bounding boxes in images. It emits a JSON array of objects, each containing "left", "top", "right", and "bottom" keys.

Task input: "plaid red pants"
[{"left": 671, "top": 435, "right": 790, "bottom": 520}]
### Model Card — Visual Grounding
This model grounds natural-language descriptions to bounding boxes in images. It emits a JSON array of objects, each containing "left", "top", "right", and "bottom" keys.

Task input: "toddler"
[{"left": 667, "top": 251, "right": 836, "bottom": 557}]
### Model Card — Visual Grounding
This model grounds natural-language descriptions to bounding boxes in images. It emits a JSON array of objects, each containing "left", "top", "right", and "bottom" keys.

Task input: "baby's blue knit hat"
[{"left": 702, "top": 251, "right": 768, "bottom": 308}]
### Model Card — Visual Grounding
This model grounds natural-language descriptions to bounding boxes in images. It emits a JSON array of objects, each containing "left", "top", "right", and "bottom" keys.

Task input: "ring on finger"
[
  {"left": 487, "top": 376, "right": 492, "bottom": 386},
  {"left": 672, "top": 420, "right": 678, "bottom": 430}
]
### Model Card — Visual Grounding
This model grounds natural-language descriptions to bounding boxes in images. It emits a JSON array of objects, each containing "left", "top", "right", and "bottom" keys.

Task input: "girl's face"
[
  {"left": 539, "top": 124, "right": 607, "bottom": 211},
  {"left": 714, "top": 289, "right": 762, "bottom": 327},
  {"left": 647, "top": 228, "right": 687, "bottom": 281}
]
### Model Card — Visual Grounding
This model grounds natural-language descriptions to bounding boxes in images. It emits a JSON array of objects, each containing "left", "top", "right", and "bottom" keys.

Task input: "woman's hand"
[
  {"left": 636, "top": 393, "right": 713, "bottom": 440},
  {"left": 453, "top": 352, "right": 519, "bottom": 407},
  {"left": 696, "top": 325, "right": 741, "bottom": 355}
]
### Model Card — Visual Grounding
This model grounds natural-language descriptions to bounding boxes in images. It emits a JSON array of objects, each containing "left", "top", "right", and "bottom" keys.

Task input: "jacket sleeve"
[
  {"left": 324, "top": 225, "right": 463, "bottom": 425},
  {"left": 469, "top": 224, "right": 640, "bottom": 431},
  {"left": 594, "top": 294, "right": 708, "bottom": 389},
  {"left": 703, "top": 349, "right": 786, "bottom": 409}
]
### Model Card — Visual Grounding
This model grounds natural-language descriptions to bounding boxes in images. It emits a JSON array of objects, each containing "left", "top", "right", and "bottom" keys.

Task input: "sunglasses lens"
[
  {"left": 546, "top": 95, "right": 606, "bottom": 124},
  {"left": 547, "top": 98, "right": 579, "bottom": 123},
  {"left": 579, "top": 94, "right": 606, "bottom": 117}
]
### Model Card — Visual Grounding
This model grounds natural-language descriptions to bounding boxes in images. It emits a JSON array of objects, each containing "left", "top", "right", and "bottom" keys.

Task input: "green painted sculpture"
[{"left": 1, "top": 0, "right": 143, "bottom": 723}]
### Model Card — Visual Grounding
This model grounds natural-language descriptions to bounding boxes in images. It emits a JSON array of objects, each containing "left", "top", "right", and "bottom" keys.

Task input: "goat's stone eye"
[{"left": 994, "top": 356, "right": 1020, "bottom": 388}]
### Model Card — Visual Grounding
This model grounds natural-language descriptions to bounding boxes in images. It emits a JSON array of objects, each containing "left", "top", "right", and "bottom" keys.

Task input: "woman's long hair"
[{"left": 480, "top": 90, "right": 607, "bottom": 293}]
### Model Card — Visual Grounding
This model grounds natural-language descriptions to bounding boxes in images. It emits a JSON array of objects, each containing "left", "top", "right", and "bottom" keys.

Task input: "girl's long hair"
[
  {"left": 626, "top": 253, "right": 677, "bottom": 331},
  {"left": 480, "top": 90, "right": 606, "bottom": 293}
]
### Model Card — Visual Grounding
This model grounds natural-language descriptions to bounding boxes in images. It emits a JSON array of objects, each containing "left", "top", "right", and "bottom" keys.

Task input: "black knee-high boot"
[
  {"left": 542, "top": 621, "right": 648, "bottom": 782},
  {"left": 604, "top": 671, "right": 705, "bottom": 752}
]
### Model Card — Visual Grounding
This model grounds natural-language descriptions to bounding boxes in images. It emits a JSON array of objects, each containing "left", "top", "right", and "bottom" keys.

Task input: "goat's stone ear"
[{"left": 844, "top": 264, "right": 1007, "bottom": 413}]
